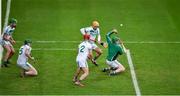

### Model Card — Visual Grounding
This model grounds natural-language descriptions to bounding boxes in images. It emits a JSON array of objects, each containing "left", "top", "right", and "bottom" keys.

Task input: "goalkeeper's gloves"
[{"left": 100, "top": 42, "right": 108, "bottom": 48}]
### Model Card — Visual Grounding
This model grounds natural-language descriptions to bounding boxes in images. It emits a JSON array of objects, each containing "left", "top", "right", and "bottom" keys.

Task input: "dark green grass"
[
  {"left": 1, "top": 0, "right": 6, "bottom": 29},
  {"left": 1, "top": 0, "right": 180, "bottom": 95}
]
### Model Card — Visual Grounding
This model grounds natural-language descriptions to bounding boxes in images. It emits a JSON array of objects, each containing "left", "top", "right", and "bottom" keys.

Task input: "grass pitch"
[{"left": 0, "top": 0, "right": 180, "bottom": 95}]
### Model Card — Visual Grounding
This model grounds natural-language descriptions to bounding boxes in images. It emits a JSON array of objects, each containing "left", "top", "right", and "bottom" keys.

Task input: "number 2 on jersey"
[{"left": 80, "top": 45, "right": 85, "bottom": 52}]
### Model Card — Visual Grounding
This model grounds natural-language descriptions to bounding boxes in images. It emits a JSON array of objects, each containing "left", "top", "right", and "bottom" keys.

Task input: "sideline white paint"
[
  {"left": 126, "top": 49, "right": 141, "bottom": 96},
  {"left": 15, "top": 40, "right": 180, "bottom": 44}
]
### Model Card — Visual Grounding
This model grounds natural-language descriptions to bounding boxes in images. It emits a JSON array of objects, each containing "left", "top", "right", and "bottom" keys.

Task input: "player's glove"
[
  {"left": 100, "top": 42, "right": 104, "bottom": 46},
  {"left": 100, "top": 42, "right": 108, "bottom": 48},
  {"left": 112, "top": 29, "right": 118, "bottom": 33}
]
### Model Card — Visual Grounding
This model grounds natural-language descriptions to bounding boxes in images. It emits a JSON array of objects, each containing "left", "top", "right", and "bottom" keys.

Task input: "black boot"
[
  {"left": 102, "top": 68, "right": 110, "bottom": 72},
  {"left": 3, "top": 61, "right": 9, "bottom": 67},
  {"left": 7, "top": 60, "right": 11, "bottom": 64}
]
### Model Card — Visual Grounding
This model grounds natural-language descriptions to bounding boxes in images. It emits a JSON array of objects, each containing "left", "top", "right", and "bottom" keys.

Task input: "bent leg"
[
  {"left": 93, "top": 47, "right": 102, "bottom": 60},
  {"left": 2, "top": 45, "right": 11, "bottom": 67},
  {"left": 8, "top": 46, "right": 15, "bottom": 61},
  {"left": 73, "top": 68, "right": 81, "bottom": 82},
  {"left": 109, "top": 60, "right": 125, "bottom": 75},
  {"left": 79, "top": 67, "right": 89, "bottom": 81},
  {"left": 25, "top": 65, "right": 38, "bottom": 76},
  {"left": 3, "top": 45, "right": 11, "bottom": 62}
]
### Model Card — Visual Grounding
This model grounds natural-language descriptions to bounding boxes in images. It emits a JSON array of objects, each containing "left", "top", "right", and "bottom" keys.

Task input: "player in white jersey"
[
  {"left": 1, "top": 18, "right": 17, "bottom": 67},
  {"left": 17, "top": 39, "right": 38, "bottom": 77},
  {"left": 80, "top": 21, "right": 105, "bottom": 66},
  {"left": 73, "top": 34, "right": 93, "bottom": 87}
]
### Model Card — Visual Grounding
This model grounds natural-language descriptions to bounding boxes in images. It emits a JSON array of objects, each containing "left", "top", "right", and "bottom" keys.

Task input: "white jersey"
[
  {"left": 1, "top": 26, "right": 15, "bottom": 45},
  {"left": 76, "top": 41, "right": 92, "bottom": 61},
  {"left": 17, "top": 45, "right": 32, "bottom": 64},
  {"left": 80, "top": 26, "right": 101, "bottom": 42},
  {"left": 3, "top": 25, "right": 15, "bottom": 36}
]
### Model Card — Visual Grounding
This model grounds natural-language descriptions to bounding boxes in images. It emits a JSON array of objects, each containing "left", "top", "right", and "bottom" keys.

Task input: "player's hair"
[
  {"left": 92, "top": 21, "right": 99, "bottom": 27},
  {"left": 9, "top": 18, "right": 17, "bottom": 24},
  {"left": 24, "top": 39, "right": 32, "bottom": 45}
]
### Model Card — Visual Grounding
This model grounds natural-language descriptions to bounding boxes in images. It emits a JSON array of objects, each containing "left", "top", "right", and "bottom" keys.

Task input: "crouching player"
[
  {"left": 17, "top": 39, "right": 38, "bottom": 77},
  {"left": 102, "top": 29, "right": 126, "bottom": 76},
  {"left": 73, "top": 34, "right": 93, "bottom": 86}
]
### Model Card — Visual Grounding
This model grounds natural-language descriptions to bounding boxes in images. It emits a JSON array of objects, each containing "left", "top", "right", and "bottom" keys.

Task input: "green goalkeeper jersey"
[{"left": 106, "top": 32, "right": 123, "bottom": 61}]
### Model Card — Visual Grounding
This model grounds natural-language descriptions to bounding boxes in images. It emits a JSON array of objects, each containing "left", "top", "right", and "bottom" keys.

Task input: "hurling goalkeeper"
[{"left": 102, "top": 29, "right": 126, "bottom": 76}]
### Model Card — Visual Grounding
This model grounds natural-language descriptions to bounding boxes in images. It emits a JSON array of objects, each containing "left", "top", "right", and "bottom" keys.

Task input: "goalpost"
[{"left": 0, "top": 0, "right": 2, "bottom": 67}]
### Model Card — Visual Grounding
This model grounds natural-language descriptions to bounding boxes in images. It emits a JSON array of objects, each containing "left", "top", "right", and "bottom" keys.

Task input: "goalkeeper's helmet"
[{"left": 112, "top": 36, "right": 120, "bottom": 44}]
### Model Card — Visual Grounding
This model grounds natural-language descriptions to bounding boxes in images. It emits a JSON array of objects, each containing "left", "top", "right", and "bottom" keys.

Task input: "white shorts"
[
  {"left": 0, "top": 39, "right": 3, "bottom": 45},
  {"left": 17, "top": 62, "right": 33, "bottom": 70},
  {"left": 1, "top": 40, "right": 12, "bottom": 46},
  {"left": 76, "top": 59, "right": 88, "bottom": 68},
  {"left": 106, "top": 60, "right": 122, "bottom": 68},
  {"left": 89, "top": 41, "right": 98, "bottom": 49}
]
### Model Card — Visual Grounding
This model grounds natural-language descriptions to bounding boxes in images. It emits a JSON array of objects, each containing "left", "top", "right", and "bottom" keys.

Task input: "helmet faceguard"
[{"left": 112, "top": 36, "right": 120, "bottom": 44}]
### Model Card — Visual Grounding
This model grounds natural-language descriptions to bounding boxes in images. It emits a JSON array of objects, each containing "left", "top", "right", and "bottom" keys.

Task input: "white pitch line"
[
  {"left": 0, "top": 0, "right": 12, "bottom": 67},
  {"left": 15, "top": 40, "right": 180, "bottom": 44},
  {"left": 32, "top": 48, "right": 76, "bottom": 51},
  {"left": 14, "top": 48, "right": 77, "bottom": 51},
  {"left": 125, "top": 41, "right": 180, "bottom": 44},
  {"left": 35, "top": 41, "right": 81, "bottom": 43},
  {"left": 126, "top": 49, "right": 141, "bottom": 96},
  {"left": 15, "top": 40, "right": 81, "bottom": 43}
]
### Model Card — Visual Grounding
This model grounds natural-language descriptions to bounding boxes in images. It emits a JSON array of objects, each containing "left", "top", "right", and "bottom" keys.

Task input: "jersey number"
[
  {"left": 80, "top": 45, "right": 85, "bottom": 52},
  {"left": 19, "top": 48, "right": 23, "bottom": 55}
]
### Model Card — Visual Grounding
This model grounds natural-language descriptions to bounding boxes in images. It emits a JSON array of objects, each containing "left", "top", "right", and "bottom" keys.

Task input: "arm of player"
[
  {"left": 106, "top": 32, "right": 113, "bottom": 44},
  {"left": 105, "top": 29, "right": 118, "bottom": 46},
  {"left": 119, "top": 38, "right": 127, "bottom": 53},
  {"left": 80, "top": 28, "right": 86, "bottom": 35},
  {"left": 25, "top": 48, "right": 35, "bottom": 61},
  {"left": 98, "top": 34, "right": 107, "bottom": 48},
  {"left": 118, "top": 46, "right": 124, "bottom": 55},
  {"left": 106, "top": 29, "right": 117, "bottom": 43},
  {"left": 3, "top": 34, "right": 10, "bottom": 41},
  {"left": 97, "top": 31, "right": 107, "bottom": 48},
  {"left": 97, "top": 34, "right": 101, "bottom": 44},
  {"left": 121, "top": 43, "right": 127, "bottom": 54},
  {"left": 97, "top": 29, "right": 105, "bottom": 46},
  {"left": 88, "top": 49, "right": 93, "bottom": 60},
  {"left": 9, "top": 36, "right": 16, "bottom": 44}
]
